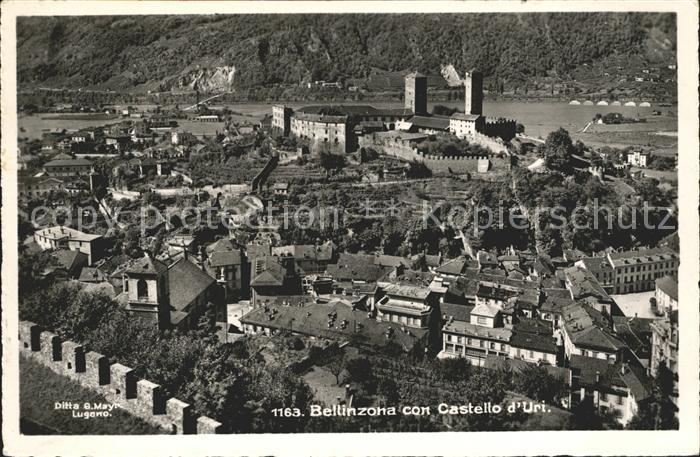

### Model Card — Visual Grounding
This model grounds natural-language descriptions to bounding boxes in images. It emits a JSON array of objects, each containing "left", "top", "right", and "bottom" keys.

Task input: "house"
[
  {"left": 250, "top": 256, "right": 303, "bottom": 308},
  {"left": 654, "top": 276, "right": 678, "bottom": 314},
  {"left": 326, "top": 253, "right": 386, "bottom": 286},
  {"left": 171, "top": 129, "right": 195, "bottom": 146},
  {"left": 560, "top": 302, "right": 626, "bottom": 363},
  {"left": 77, "top": 266, "right": 109, "bottom": 284},
  {"left": 105, "top": 136, "right": 130, "bottom": 151},
  {"left": 34, "top": 225, "right": 104, "bottom": 264},
  {"left": 627, "top": 151, "right": 649, "bottom": 168},
  {"left": 435, "top": 257, "right": 473, "bottom": 279},
  {"left": 271, "top": 242, "right": 335, "bottom": 275},
  {"left": 575, "top": 257, "right": 615, "bottom": 294},
  {"left": 440, "top": 313, "right": 512, "bottom": 366},
  {"left": 373, "top": 255, "right": 412, "bottom": 271},
  {"left": 272, "top": 182, "right": 289, "bottom": 196},
  {"left": 476, "top": 250, "right": 498, "bottom": 269},
  {"left": 18, "top": 175, "right": 64, "bottom": 199},
  {"left": 475, "top": 281, "right": 520, "bottom": 309},
  {"left": 649, "top": 311, "right": 678, "bottom": 410},
  {"left": 204, "top": 238, "right": 249, "bottom": 301},
  {"left": 508, "top": 321, "right": 559, "bottom": 366},
  {"left": 564, "top": 265, "right": 614, "bottom": 315},
  {"left": 168, "top": 257, "right": 222, "bottom": 326},
  {"left": 43, "top": 158, "right": 94, "bottom": 178},
  {"left": 569, "top": 355, "right": 652, "bottom": 426},
  {"left": 374, "top": 283, "right": 439, "bottom": 329},
  {"left": 49, "top": 249, "right": 89, "bottom": 278},
  {"left": 612, "top": 316, "right": 655, "bottom": 367},
  {"left": 538, "top": 288, "right": 575, "bottom": 328},
  {"left": 449, "top": 113, "right": 484, "bottom": 138}
]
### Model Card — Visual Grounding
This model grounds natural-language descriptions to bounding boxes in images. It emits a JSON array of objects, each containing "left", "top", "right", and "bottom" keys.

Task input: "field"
[{"left": 19, "top": 357, "right": 164, "bottom": 435}]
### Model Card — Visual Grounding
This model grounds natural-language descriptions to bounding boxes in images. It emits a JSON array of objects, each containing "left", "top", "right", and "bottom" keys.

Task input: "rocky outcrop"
[
  {"left": 175, "top": 65, "right": 237, "bottom": 92},
  {"left": 440, "top": 64, "right": 464, "bottom": 87}
]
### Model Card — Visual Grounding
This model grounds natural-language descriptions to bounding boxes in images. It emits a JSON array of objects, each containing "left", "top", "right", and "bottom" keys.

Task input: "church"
[{"left": 117, "top": 253, "right": 222, "bottom": 330}]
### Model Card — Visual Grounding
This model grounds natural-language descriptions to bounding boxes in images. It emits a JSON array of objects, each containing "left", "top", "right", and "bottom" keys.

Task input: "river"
[{"left": 18, "top": 100, "right": 677, "bottom": 142}]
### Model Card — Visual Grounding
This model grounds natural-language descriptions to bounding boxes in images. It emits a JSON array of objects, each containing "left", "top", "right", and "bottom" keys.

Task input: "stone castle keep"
[
  {"left": 271, "top": 68, "right": 516, "bottom": 157},
  {"left": 19, "top": 320, "right": 222, "bottom": 434}
]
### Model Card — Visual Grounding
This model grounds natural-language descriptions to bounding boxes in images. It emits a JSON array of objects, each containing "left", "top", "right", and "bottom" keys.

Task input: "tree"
[
  {"left": 318, "top": 150, "right": 346, "bottom": 177},
  {"left": 325, "top": 352, "right": 346, "bottom": 385},
  {"left": 405, "top": 161, "right": 432, "bottom": 179},
  {"left": 542, "top": 128, "right": 575, "bottom": 173},
  {"left": 513, "top": 364, "right": 568, "bottom": 405},
  {"left": 345, "top": 357, "right": 375, "bottom": 387},
  {"left": 181, "top": 344, "right": 250, "bottom": 433},
  {"left": 432, "top": 104, "right": 459, "bottom": 116},
  {"left": 434, "top": 357, "right": 472, "bottom": 382}
]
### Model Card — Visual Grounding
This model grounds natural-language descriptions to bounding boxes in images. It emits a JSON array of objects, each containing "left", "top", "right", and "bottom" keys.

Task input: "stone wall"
[
  {"left": 358, "top": 135, "right": 510, "bottom": 174},
  {"left": 18, "top": 320, "right": 223, "bottom": 435}
]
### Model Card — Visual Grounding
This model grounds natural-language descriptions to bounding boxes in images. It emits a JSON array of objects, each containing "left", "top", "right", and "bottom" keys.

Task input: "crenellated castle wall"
[
  {"left": 358, "top": 134, "right": 510, "bottom": 174},
  {"left": 483, "top": 118, "right": 517, "bottom": 142},
  {"left": 18, "top": 320, "right": 223, "bottom": 435}
]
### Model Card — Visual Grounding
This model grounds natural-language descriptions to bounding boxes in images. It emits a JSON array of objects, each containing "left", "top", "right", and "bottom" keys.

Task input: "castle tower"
[
  {"left": 464, "top": 70, "right": 483, "bottom": 116},
  {"left": 405, "top": 72, "right": 428, "bottom": 116},
  {"left": 123, "top": 254, "right": 171, "bottom": 330},
  {"left": 271, "top": 105, "right": 293, "bottom": 137}
]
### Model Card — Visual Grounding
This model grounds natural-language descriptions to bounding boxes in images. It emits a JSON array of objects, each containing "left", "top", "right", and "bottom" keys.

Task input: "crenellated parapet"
[{"left": 18, "top": 320, "right": 223, "bottom": 434}]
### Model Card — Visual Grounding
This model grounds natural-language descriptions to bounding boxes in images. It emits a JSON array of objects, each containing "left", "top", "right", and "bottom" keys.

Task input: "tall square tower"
[
  {"left": 405, "top": 72, "right": 428, "bottom": 116},
  {"left": 464, "top": 70, "right": 483, "bottom": 116}
]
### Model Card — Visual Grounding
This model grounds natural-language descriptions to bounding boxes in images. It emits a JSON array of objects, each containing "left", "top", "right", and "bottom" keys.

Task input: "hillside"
[{"left": 17, "top": 13, "right": 676, "bottom": 94}]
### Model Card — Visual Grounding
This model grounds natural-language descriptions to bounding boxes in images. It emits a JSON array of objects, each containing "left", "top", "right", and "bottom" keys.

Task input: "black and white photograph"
[{"left": 2, "top": 1, "right": 698, "bottom": 456}]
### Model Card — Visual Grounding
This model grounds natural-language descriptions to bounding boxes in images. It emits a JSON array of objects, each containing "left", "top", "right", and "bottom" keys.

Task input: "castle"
[{"left": 272, "top": 69, "right": 517, "bottom": 155}]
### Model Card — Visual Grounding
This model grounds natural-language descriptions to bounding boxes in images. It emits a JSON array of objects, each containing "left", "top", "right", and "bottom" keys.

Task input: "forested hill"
[{"left": 17, "top": 13, "right": 676, "bottom": 92}]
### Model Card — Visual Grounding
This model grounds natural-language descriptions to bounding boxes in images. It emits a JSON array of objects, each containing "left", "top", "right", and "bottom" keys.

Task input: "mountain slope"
[{"left": 16, "top": 13, "right": 676, "bottom": 92}]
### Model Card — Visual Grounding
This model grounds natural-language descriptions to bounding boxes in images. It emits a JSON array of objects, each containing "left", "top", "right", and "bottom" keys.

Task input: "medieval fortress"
[
  {"left": 19, "top": 320, "right": 223, "bottom": 434},
  {"left": 271, "top": 69, "right": 517, "bottom": 171}
]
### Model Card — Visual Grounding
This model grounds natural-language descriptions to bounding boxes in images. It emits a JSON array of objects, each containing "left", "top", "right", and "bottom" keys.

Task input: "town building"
[
  {"left": 440, "top": 308, "right": 512, "bottom": 366},
  {"left": 43, "top": 158, "right": 94, "bottom": 178},
  {"left": 204, "top": 238, "right": 249, "bottom": 301},
  {"left": 575, "top": 257, "right": 615, "bottom": 293},
  {"left": 627, "top": 151, "right": 649, "bottom": 167},
  {"left": 449, "top": 113, "right": 484, "bottom": 138},
  {"left": 374, "top": 283, "right": 438, "bottom": 329},
  {"left": 34, "top": 225, "right": 104, "bottom": 265},
  {"left": 271, "top": 242, "right": 335, "bottom": 275},
  {"left": 649, "top": 311, "right": 678, "bottom": 410},
  {"left": 654, "top": 276, "right": 678, "bottom": 315},
  {"left": 560, "top": 302, "right": 626, "bottom": 363},
  {"left": 564, "top": 265, "right": 614, "bottom": 315},
  {"left": 240, "top": 298, "right": 429, "bottom": 354},
  {"left": 18, "top": 175, "right": 64, "bottom": 199},
  {"left": 250, "top": 256, "right": 303, "bottom": 307},
  {"left": 569, "top": 355, "right": 652, "bottom": 426},
  {"left": 607, "top": 247, "right": 679, "bottom": 294}
]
